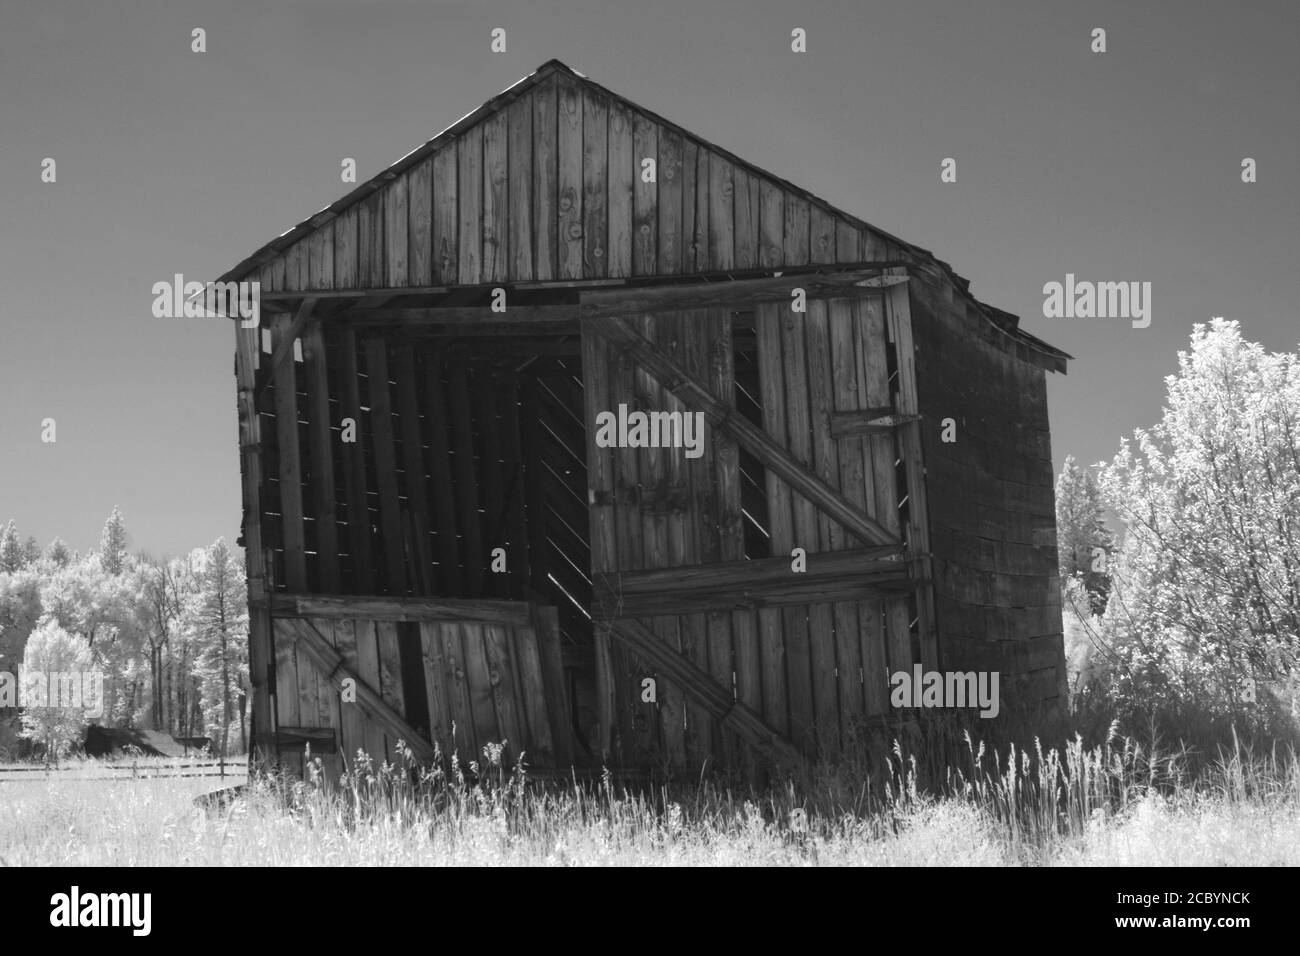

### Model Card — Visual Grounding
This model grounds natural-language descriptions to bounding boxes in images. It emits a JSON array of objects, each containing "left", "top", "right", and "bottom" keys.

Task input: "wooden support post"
[
  {"left": 339, "top": 329, "right": 374, "bottom": 592},
  {"left": 475, "top": 375, "right": 509, "bottom": 597},
  {"left": 270, "top": 313, "right": 307, "bottom": 776},
  {"left": 884, "top": 278, "right": 939, "bottom": 670},
  {"left": 580, "top": 326, "right": 618, "bottom": 762},
  {"left": 497, "top": 381, "right": 530, "bottom": 599},
  {"left": 257, "top": 297, "right": 317, "bottom": 399},
  {"left": 754, "top": 303, "right": 791, "bottom": 740},
  {"left": 447, "top": 371, "right": 486, "bottom": 594},
  {"left": 271, "top": 313, "right": 308, "bottom": 591},
  {"left": 519, "top": 379, "right": 550, "bottom": 595},
  {"left": 364, "top": 336, "right": 408, "bottom": 594},
  {"left": 235, "top": 320, "right": 276, "bottom": 775},
  {"left": 420, "top": 349, "right": 463, "bottom": 594},
  {"left": 396, "top": 349, "right": 433, "bottom": 593},
  {"left": 302, "top": 323, "right": 340, "bottom": 592}
]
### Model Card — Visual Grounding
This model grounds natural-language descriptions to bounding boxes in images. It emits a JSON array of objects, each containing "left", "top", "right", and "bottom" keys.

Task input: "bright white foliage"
[{"left": 1096, "top": 319, "right": 1300, "bottom": 718}]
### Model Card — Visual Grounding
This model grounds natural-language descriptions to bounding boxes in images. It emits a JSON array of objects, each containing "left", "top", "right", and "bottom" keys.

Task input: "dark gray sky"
[{"left": 2, "top": 0, "right": 1295, "bottom": 556}]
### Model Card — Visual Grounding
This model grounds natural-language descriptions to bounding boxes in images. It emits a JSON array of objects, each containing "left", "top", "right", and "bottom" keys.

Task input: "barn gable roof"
[{"left": 218, "top": 59, "right": 1069, "bottom": 371}]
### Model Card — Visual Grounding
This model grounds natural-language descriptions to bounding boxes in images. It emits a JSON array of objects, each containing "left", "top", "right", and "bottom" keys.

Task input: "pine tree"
[
  {"left": 1055, "top": 455, "right": 1114, "bottom": 614},
  {"left": 21, "top": 536, "right": 40, "bottom": 566},
  {"left": 45, "top": 538, "right": 72, "bottom": 568},
  {"left": 0, "top": 521, "right": 22, "bottom": 573},
  {"left": 99, "top": 507, "right": 128, "bottom": 576},
  {"left": 183, "top": 539, "right": 249, "bottom": 756}
]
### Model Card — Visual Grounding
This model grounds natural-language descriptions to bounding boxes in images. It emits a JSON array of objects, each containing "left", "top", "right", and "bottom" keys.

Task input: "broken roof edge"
[
  {"left": 973, "top": 299, "right": 1073, "bottom": 370},
  {"left": 216, "top": 58, "right": 1068, "bottom": 371}
]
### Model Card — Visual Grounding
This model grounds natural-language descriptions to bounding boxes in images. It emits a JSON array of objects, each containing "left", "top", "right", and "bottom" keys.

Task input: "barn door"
[
  {"left": 266, "top": 597, "right": 572, "bottom": 781},
  {"left": 582, "top": 281, "right": 934, "bottom": 768}
]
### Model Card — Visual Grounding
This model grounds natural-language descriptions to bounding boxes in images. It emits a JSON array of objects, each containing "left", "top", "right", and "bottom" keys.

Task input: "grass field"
[{"left": 2, "top": 734, "right": 1297, "bottom": 866}]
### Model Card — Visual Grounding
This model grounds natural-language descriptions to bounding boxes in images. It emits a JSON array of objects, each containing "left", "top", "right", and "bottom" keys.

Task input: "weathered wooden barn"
[{"left": 219, "top": 60, "right": 1071, "bottom": 778}]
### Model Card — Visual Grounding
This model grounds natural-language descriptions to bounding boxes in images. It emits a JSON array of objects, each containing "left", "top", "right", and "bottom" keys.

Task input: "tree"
[
  {"left": 181, "top": 539, "right": 249, "bottom": 756},
  {"left": 0, "top": 521, "right": 23, "bottom": 573},
  {"left": 2, "top": 515, "right": 261, "bottom": 745},
  {"left": 45, "top": 538, "right": 72, "bottom": 568},
  {"left": 19, "top": 618, "right": 97, "bottom": 763},
  {"left": 1056, "top": 455, "right": 1115, "bottom": 614},
  {"left": 41, "top": 555, "right": 119, "bottom": 648},
  {"left": 134, "top": 554, "right": 190, "bottom": 732},
  {"left": 1096, "top": 319, "right": 1300, "bottom": 721},
  {"left": 21, "top": 536, "right": 40, "bottom": 567},
  {"left": 163, "top": 551, "right": 201, "bottom": 738},
  {"left": 40, "top": 552, "right": 146, "bottom": 725},
  {"left": 99, "top": 507, "right": 128, "bottom": 576},
  {"left": 0, "top": 566, "right": 44, "bottom": 673}
]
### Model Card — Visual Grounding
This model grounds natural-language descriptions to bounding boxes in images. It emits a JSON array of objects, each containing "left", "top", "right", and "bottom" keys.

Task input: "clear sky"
[{"left": 1, "top": 0, "right": 1296, "bottom": 557}]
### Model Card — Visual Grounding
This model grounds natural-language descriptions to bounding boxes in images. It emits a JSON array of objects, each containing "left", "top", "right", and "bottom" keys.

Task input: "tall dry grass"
[{"left": 4, "top": 728, "right": 1295, "bottom": 865}]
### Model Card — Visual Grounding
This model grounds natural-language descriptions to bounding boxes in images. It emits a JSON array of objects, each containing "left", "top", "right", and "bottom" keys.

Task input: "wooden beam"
[
  {"left": 496, "top": 381, "right": 530, "bottom": 598},
  {"left": 420, "top": 349, "right": 463, "bottom": 594},
  {"left": 301, "top": 323, "right": 339, "bottom": 592},
  {"left": 339, "top": 329, "right": 374, "bottom": 591},
  {"left": 264, "top": 593, "right": 533, "bottom": 626},
  {"left": 279, "top": 618, "right": 437, "bottom": 762},
  {"left": 325, "top": 270, "right": 892, "bottom": 328},
  {"left": 520, "top": 378, "right": 553, "bottom": 594},
  {"left": 272, "top": 313, "right": 308, "bottom": 593},
  {"left": 594, "top": 545, "right": 905, "bottom": 602},
  {"left": 447, "top": 371, "right": 486, "bottom": 593},
  {"left": 364, "top": 337, "right": 408, "bottom": 593},
  {"left": 594, "top": 569, "right": 914, "bottom": 617},
  {"left": 581, "top": 319, "right": 619, "bottom": 761},
  {"left": 395, "top": 349, "right": 432, "bottom": 592},
  {"left": 253, "top": 261, "right": 913, "bottom": 304},
  {"left": 377, "top": 321, "right": 580, "bottom": 338},
  {"left": 444, "top": 339, "right": 582, "bottom": 359},
  {"left": 855, "top": 274, "right": 910, "bottom": 290},
  {"left": 585, "top": 319, "right": 901, "bottom": 548},
  {"left": 754, "top": 303, "right": 791, "bottom": 739}
]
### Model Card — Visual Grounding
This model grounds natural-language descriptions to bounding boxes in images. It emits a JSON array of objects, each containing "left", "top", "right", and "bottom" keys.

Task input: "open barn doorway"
[
  {"left": 377, "top": 309, "right": 780, "bottom": 768},
  {"left": 388, "top": 327, "right": 601, "bottom": 758}
]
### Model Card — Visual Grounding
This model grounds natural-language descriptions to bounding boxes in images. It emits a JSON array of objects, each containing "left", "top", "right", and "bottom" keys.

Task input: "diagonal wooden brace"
[
  {"left": 278, "top": 617, "right": 438, "bottom": 762},
  {"left": 603, "top": 616, "right": 806, "bottom": 769},
  {"left": 585, "top": 317, "right": 899, "bottom": 547}
]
